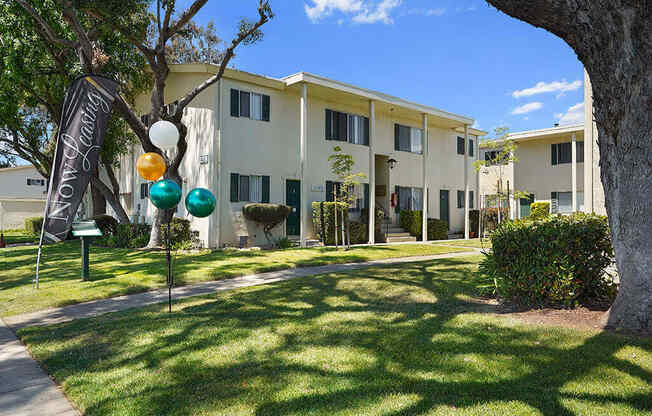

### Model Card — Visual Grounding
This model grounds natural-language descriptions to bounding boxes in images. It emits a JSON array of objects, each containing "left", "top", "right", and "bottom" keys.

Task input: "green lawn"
[
  {"left": 19, "top": 256, "right": 652, "bottom": 416},
  {"left": 433, "top": 238, "right": 492, "bottom": 249},
  {"left": 0, "top": 241, "right": 468, "bottom": 317},
  {"left": 1, "top": 229, "right": 38, "bottom": 245}
]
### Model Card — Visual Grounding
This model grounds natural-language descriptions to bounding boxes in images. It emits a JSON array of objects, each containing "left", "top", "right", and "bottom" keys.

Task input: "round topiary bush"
[
  {"left": 479, "top": 213, "right": 616, "bottom": 308},
  {"left": 243, "top": 203, "right": 292, "bottom": 243}
]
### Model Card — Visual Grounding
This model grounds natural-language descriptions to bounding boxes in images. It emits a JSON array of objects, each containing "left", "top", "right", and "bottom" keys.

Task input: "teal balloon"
[
  {"left": 149, "top": 180, "right": 182, "bottom": 210},
  {"left": 185, "top": 188, "right": 216, "bottom": 218}
]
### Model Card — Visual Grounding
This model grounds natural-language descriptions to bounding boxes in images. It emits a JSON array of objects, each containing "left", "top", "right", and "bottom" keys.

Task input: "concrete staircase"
[{"left": 381, "top": 219, "right": 417, "bottom": 243}]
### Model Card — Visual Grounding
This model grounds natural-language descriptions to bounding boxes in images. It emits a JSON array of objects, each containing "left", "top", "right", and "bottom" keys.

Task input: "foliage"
[
  {"left": 242, "top": 203, "right": 292, "bottom": 244},
  {"left": 163, "top": 21, "right": 224, "bottom": 65},
  {"left": 347, "top": 221, "right": 369, "bottom": 245},
  {"left": 275, "top": 237, "right": 296, "bottom": 250},
  {"left": 328, "top": 146, "right": 366, "bottom": 246},
  {"left": 479, "top": 213, "right": 616, "bottom": 307},
  {"left": 400, "top": 210, "right": 448, "bottom": 240},
  {"left": 172, "top": 240, "right": 193, "bottom": 251},
  {"left": 361, "top": 208, "right": 385, "bottom": 242},
  {"left": 312, "top": 202, "right": 349, "bottom": 246},
  {"left": 100, "top": 223, "right": 151, "bottom": 249},
  {"left": 87, "top": 214, "right": 118, "bottom": 236},
  {"left": 483, "top": 207, "right": 510, "bottom": 232},
  {"left": 24, "top": 217, "right": 44, "bottom": 236},
  {"left": 529, "top": 202, "right": 550, "bottom": 220},
  {"left": 159, "top": 217, "right": 192, "bottom": 247}
]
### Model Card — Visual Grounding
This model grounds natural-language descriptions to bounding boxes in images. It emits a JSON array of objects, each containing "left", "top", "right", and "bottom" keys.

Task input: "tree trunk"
[
  {"left": 91, "top": 168, "right": 106, "bottom": 216},
  {"left": 486, "top": 0, "right": 652, "bottom": 332},
  {"left": 90, "top": 176, "right": 131, "bottom": 224}
]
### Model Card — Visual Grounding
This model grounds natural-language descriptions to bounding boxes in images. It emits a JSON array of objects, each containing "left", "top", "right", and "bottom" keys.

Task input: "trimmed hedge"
[
  {"left": 479, "top": 213, "right": 616, "bottom": 307},
  {"left": 25, "top": 217, "right": 43, "bottom": 236},
  {"left": 312, "top": 202, "right": 348, "bottom": 245},
  {"left": 88, "top": 214, "right": 118, "bottom": 236},
  {"left": 243, "top": 203, "right": 292, "bottom": 243},
  {"left": 160, "top": 217, "right": 192, "bottom": 247},
  {"left": 399, "top": 210, "right": 448, "bottom": 240},
  {"left": 469, "top": 210, "right": 480, "bottom": 237},
  {"left": 100, "top": 223, "right": 151, "bottom": 248},
  {"left": 529, "top": 202, "right": 550, "bottom": 220}
]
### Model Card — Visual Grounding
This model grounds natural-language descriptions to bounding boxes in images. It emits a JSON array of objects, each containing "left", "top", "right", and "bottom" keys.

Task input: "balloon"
[
  {"left": 149, "top": 180, "right": 182, "bottom": 210},
  {"left": 149, "top": 120, "right": 179, "bottom": 149},
  {"left": 136, "top": 153, "right": 166, "bottom": 181},
  {"left": 185, "top": 188, "right": 216, "bottom": 218}
]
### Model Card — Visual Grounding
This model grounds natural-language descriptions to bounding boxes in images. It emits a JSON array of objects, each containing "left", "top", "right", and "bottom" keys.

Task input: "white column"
[
  {"left": 475, "top": 134, "right": 480, "bottom": 236},
  {"left": 422, "top": 114, "right": 428, "bottom": 241},
  {"left": 583, "top": 69, "right": 594, "bottom": 213},
  {"left": 571, "top": 132, "right": 577, "bottom": 212},
  {"left": 464, "top": 124, "right": 470, "bottom": 239},
  {"left": 368, "top": 100, "right": 376, "bottom": 244},
  {"left": 300, "top": 83, "right": 308, "bottom": 247}
]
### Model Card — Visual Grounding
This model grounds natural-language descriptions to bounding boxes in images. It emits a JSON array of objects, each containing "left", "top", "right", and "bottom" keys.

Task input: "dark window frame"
[
  {"left": 394, "top": 123, "right": 423, "bottom": 154},
  {"left": 230, "top": 88, "right": 270, "bottom": 122}
]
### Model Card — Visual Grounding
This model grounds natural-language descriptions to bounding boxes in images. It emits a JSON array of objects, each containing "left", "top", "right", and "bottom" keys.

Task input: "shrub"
[
  {"left": 243, "top": 203, "right": 292, "bottom": 243},
  {"left": 399, "top": 210, "right": 448, "bottom": 240},
  {"left": 160, "top": 217, "right": 192, "bottom": 246},
  {"left": 347, "top": 221, "right": 368, "bottom": 244},
  {"left": 24, "top": 217, "right": 43, "bottom": 236},
  {"left": 312, "top": 202, "right": 348, "bottom": 245},
  {"left": 469, "top": 210, "right": 480, "bottom": 237},
  {"left": 483, "top": 207, "right": 509, "bottom": 232},
  {"left": 100, "top": 223, "right": 151, "bottom": 248},
  {"left": 276, "top": 237, "right": 296, "bottom": 249},
  {"left": 479, "top": 213, "right": 616, "bottom": 307},
  {"left": 529, "top": 202, "right": 550, "bottom": 220},
  {"left": 88, "top": 214, "right": 118, "bottom": 236}
]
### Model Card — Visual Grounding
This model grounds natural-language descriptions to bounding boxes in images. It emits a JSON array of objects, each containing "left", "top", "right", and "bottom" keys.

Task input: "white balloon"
[{"left": 149, "top": 120, "right": 179, "bottom": 149}]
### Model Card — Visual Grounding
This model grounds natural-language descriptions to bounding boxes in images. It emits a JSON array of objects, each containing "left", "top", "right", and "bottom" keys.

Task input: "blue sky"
[{"left": 189, "top": 1, "right": 582, "bottom": 137}]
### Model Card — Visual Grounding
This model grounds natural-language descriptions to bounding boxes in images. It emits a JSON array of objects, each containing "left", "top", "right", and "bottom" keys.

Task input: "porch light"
[{"left": 387, "top": 158, "right": 398, "bottom": 170}]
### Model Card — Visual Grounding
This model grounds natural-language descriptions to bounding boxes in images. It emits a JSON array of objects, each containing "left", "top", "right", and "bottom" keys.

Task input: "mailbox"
[{"left": 71, "top": 221, "right": 103, "bottom": 281}]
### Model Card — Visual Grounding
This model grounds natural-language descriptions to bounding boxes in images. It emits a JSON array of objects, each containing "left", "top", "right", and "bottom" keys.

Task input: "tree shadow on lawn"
[{"left": 20, "top": 258, "right": 652, "bottom": 416}]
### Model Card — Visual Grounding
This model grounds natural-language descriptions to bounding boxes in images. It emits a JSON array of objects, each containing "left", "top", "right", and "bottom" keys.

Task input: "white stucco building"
[
  {"left": 115, "top": 64, "right": 486, "bottom": 248},
  {"left": 0, "top": 165, "right": 47, "bottom": 230}
]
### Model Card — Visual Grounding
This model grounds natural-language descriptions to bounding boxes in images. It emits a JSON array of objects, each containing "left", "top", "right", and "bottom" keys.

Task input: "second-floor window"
[
  {"left": 26, "top": 178, "right": 45, "bottom": 186},
  {"left": 230, "top": 89, "right": 270, "bottom": 121},
  {"left": 395, "top": 124, "right": 423, "bottom": 154},
  {"left": 552, "top": 141, "right": 584, "bottom": 165},
  {"left": 325, "top": 109, "right": 369, "bottom": 145}
]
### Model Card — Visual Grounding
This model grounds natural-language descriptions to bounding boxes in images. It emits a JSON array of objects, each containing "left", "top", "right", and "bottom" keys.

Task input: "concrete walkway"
[
  {"left": 5, "top": 250, "right": 480, "bottom": 330},
  {"left": 0, "top": 319, "right": 78, "bottom": 416},
  {"left": 0, "top": 250, "right": 479, "bottom": 416}
]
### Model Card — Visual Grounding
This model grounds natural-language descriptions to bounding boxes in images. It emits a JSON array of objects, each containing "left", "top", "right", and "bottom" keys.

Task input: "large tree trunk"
[
  {"left": 486, "top": 0, "right": 652, "bottom": 332},
  {"left": 91, "top": 168, "right": 107, "bottom": 216},
  {"left": 89, "top": 175, "right": 131, "bottom": 224}
]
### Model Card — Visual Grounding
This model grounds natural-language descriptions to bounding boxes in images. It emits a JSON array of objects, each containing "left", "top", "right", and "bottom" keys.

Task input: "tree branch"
[
  {"left": 14, "top": 0, "right": 76, "bottom": 48},
  {"left": 165, "top": 0, "right": 208, "bottom": 39},
  {"left": 111, "top": 94, "right": 158, "bottom": 153},
  {"left": 176, "top": 1, "right": 272, "bottom": 113}
]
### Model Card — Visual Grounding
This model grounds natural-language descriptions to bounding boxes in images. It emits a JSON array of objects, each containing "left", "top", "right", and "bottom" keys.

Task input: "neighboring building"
[
  {"left": 479, "top": 124, "right": 585, "bottom": 218},
  {"left": 114, "top": 64, "right": 486, "bottom": 248},
  {"left": 583, "top": 69, "right": 607, "bottom": 215},
  {"left": 0, "top": 165, "right": 47, "bottom": 230}
]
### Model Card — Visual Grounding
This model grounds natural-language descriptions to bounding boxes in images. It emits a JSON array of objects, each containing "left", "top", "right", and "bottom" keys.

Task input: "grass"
[
  {"left": 0, "top": 241, "right": 468, "bottom": 317},
  {"left": 1, "top": 228, "right": 38, "bottom": 245},
  {"left": 433, "top": 238, "right": 492, "bottom": 249},
  {"left": 19, "top": 256, "right": 652, "bottom": 416}
]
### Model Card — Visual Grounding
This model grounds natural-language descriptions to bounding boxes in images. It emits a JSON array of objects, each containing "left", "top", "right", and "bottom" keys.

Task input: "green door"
[
  {"left": 520, "top": 194, "right": 535, "bottom": 218},
  {"left": 286, "top": 180, "right": 301, "bottom": 236},
  {"left": 439, "top": 190, "right": 450, "bottom": 230}
]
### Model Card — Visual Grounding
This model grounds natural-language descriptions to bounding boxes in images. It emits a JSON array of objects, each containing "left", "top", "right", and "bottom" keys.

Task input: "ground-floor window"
[
  {"left": 326, "top": 181, "right": 369, "bottom": 212},
  {"left": 396, "top": 186, "right": 423, "bottom": 212},
  {"left": 230, "top": 173, "right": 270, "bottom": 203}
]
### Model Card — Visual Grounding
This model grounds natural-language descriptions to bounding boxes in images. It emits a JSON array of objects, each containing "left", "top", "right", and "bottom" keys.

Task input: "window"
[
  {"left": 325, "top": 109, "right": 369, "bottom": 145},
  {"left": 230, "top": 173, "right": 270, "bottom": 202},
  {"left": 394, "top": 124, "right": 423, "bottom": 154},
  {"left": 26, "top": 178, "right": 45, "bottom": 186},
  {"left": 457, "top": 137, "right": 465, "bottom": 155},
  {"left": 326, "top": 181, "right": 369, "bottom": 212},
  {"left": 457, "top": 190, "right": 465, "bottom": 209},
  {"left": 484, "top": 149, "right": 508, "bottom": 165},
  {"left": 395, "top": 186, "right": 423, "bottom": 212},
  {"left": 552, "top": 141, "right": 583, "bottom": 165},
  {"left": 469, "top": 190, "right": 474, "bottom": 209},
  {"left": 140, "top": 182, "right": 151, "bottom": 200},
  {"left": 230, "top": 88, "right": 270, "bottom": 121},
  {"left": 551, "top": 191, "right": 572, "bottom": 213},
  {"left": 469, "top": 139, "right": 474, "bottom": 157}
]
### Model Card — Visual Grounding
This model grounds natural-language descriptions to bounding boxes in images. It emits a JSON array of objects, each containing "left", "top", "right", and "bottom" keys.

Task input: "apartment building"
[
  {"left": 115, "top": 64, "right": 486, "bottom": 248},
  {"left": 0, "top": 165, "right": 47, "bottom": 230}
]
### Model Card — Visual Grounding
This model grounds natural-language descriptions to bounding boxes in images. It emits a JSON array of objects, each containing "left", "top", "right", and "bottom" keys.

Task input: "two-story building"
[
  {"left": 114, "top": 64, "right": 486, "bottom": 248},
  {"left": 0, "top": 165, "right": 48, "bottom": 230}
]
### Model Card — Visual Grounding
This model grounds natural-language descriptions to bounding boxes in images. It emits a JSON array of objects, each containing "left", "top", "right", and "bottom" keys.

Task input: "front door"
[
  {"left": 286, "top": 180, "right": 300, "bottom": 236},
  {"left": 440, "top": 190, "right": 450, "bottom": 230},
  {"left": 520, "top": 193, "right": 535, "bottom": 218}
]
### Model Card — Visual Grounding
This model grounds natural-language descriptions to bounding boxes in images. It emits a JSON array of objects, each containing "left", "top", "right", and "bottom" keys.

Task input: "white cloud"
[
  {"left": 511, "top": 102, "right": 543, "bottom": 115},
  {"left": 556, "top": 102, "right": 585, "bottom": 125},
  {"left": 404, "top": 8, "right": 446, "bottom": 16},
  {"left": 512, "top": 79, "right": 582, "bottom": 99},
  {"left": 305, "top": 0, "right": 401, "bottom": 24}
]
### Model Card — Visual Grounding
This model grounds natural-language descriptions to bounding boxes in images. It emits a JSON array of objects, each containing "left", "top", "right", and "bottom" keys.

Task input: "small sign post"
[{"left": 71, "top": 221, "right": 103, "bottom": 281}]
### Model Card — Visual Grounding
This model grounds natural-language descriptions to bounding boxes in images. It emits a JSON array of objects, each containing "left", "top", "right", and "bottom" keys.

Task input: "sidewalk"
[
  {"left": 0, "top": 319, "right": 78, "bottom": 416},
  {"left": 4, "top": 249, "right": 480, "bottom": 330}
]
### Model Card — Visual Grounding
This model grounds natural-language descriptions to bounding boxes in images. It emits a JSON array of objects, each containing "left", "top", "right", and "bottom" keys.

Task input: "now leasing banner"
[{"left": 41, "top": 75, "right": 119, "bottom": 243}]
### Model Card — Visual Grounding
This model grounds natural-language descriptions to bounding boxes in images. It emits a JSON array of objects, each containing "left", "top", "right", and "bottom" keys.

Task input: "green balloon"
[
  {"left": 149, "top": 179, "right": 182, "bottom": 210},
  {"left": 185, "top": 188, "right": 216, "bottom": 218}
]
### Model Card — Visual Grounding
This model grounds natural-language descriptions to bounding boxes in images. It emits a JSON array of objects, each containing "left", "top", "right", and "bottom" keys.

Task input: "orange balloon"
[{"left": 137, "top": 153, "right": 166, "bottom": 181}]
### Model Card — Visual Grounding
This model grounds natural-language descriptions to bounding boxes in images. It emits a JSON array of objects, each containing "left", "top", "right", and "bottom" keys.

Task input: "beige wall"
[
  {"left": 584, "top": 70, "right": 607, "bottom": 215},
  {"left": 0, "top": 200, "right": 45, "bottom": 230},
  {"left": 0, "top": 166, "right": 47, "bottom": 200},
  {"left": 125, "top": 69, "right": 480, "bottom": 247}
]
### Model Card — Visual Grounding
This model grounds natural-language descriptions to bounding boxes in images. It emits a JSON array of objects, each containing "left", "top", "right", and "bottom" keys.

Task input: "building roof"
[
  {"left": 0, "top": 165, "right": 39, "bottom": 173},
  {"left": 169, "top": 64, "right": 487, "bottom": 135},
  {"left": 480, "top": 124, "right": 584, "bottom": 148}
]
